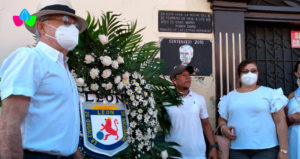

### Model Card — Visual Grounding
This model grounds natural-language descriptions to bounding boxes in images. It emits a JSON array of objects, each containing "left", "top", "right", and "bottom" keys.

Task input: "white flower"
[
  {"left": 128, "top": 137, "right": 135, "bottom": 143},
  {"left": 130, "top": 121, "right": 137, "bottom": 128},
  {"left": 144, "top": 117, "right": 149, "bottom": 123},
  {"left": 98, "top": 34, "right": 109, "bottom": 45},
  {"left": 84, "top": 54, "right": 95, "bottom": 64},
  {"left": 152, "top": 133, "right": 156, "bottom": 139},
  {"left": 147, "top": 128, "right": 152, "bottom": 135},
  {"left": 145, "top": 84, "right": 150, "bottom": 89},
  {"left": 148, "top": 108, "right": 153, "bottom": 115},
  {"left": 143, "top": 100, "right": 148, "bottom": 106},
  {"left": 141, "top": 79, "right": 146, "bottom": 85},
  {"left": 101, "top": 83, "right": 106, "bottom": 88},
  {"left": 76, "top": 78, "right": 85, "bottom": 87},
  {"left": 138, "top": 142, "right": 144, "bottom": 150},
  {"left": 90, "top": 83, "right": 99, "bottom": 91},
  {"left": 117, "top": 56, "right": 124, "bottom": 64},
  {"left": 133, "top": 100, "right": 139, "bottom": 106},
  {"left": 132, "top": 72, "right": 138, "bottom": 79},
  {"left": 130, "top": 110, "right": 137, "bottom": 117},
  {"left": 114, "top": 76, "right": 121, "bottom": 84},
  {"left": 126, "top": 89, "right": 133, "bottom": 95},
  {"left": 138, "top": 109, "right": 143, "bottom": 114},
  {"left": 112, "top": 60, "right": 119, "bottom": 69},
  {"left": 130, "top": 95, "right": 135, "bottom": 101},
  {"left": 161, "top": 150, "right": 168, "bottom": 159},
  {"left": 124, "top": 82, "right": 131, "bottom": 89},
  {"left": 143, "top": 92, "right": 148, "bottom": 97},
  {"left": 137, "top": 114, "right": 142, "bottom": 120},
  {"left": 144, "top": 113, "right": 150, "bottom": 120},
  {"left": 137, "top": 135, "right": 143, "bottom": 141},
  {"left": 147, "top": 146, "right": 151, "bottom": 151},
  {"left": 117, "top": 82, "right": 124, "bottom": 90},
  {"left": 134, "top": 82, "right": 140, "bottom": 87},
  {"left": 122, "top": 72, "right": 130, "bottom": 80},
  {"left": 135, "top": 87, "right": 142, "bottom": 94},
  {"left": 105, "top": 82, "right": 113, "bottom": 90},
  {"left": 135, "top": 129, "right": 142, "bottom": 136},
  {"left": 127, "top": 128, "right": 133, "bottom": 135},
  {"left": 100, "top": 56, "right": 112, "bottom": 66},
  {"left": 136, "top": 95, "right": 143, "bottom": 101},
  {"left": 90, "top": 68, "right": 100, "bottom": 79},
  {"left": 102, "top": 69, "right": 112, "bottom": 79}
]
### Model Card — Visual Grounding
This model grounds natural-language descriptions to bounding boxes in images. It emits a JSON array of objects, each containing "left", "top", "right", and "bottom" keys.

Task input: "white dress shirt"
[{"left": 0, "top": 42, "right": 80, "bottom": 156}]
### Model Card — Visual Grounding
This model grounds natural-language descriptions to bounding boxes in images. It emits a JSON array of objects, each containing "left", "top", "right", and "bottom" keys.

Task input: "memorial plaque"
[
  {"left": 160, "top": 38, "right": 212, "bottom": 76},
  {"left": 158, "top": 11, "right": 212, "bottom": 33}
]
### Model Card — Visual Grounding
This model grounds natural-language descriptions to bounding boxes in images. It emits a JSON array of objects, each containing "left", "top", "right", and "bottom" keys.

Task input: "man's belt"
[{"left": 23, "top": 149, "right": 73, "bottom": 159}]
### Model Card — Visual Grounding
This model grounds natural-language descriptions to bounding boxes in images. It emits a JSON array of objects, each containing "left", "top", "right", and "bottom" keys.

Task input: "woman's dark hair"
[
  {"left": 237, "top": 59, "right": 257, "bottom": 77},
  {"left": 294, "top": 61, "right": 300, "bottom": 72}
]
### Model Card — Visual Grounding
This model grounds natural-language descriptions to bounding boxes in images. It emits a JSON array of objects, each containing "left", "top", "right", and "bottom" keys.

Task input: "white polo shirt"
[
  {"left": 0, "top": 42, "right": 80, "bottom": 156},
  {"left": 165, "top": 91, "right": 209, "bottom": 159}
]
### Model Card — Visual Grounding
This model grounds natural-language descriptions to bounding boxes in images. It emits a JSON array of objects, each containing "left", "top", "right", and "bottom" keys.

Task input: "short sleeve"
[
  {"left": 218, "top": 95, "right": 229, "bottom": 120},
  {"left": 269, "top": 88, "right": 288, "bottom": 113},
  {"left": 199, "top": 96, "right": 209, "bottom": 119},
  {"left": 0, "top": 48, "right": 42, "bottom": 100}
]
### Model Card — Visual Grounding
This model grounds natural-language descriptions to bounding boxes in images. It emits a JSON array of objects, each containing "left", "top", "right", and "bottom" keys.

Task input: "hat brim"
[{"left": 25, "top": 10, "right": 88, "bottom": 33}]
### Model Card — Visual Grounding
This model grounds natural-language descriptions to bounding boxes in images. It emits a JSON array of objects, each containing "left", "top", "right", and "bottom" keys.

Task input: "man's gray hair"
[{"left": 34, "top": 15, "right": 49, "bottom": 42}]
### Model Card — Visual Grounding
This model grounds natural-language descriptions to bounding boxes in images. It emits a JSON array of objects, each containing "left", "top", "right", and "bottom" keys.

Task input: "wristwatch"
[
  {"left": 209, "top": 143, "right": 218, "bottom": 149},
  {"left": 280, "top": 149, "right": 288, "bottom": 154}
]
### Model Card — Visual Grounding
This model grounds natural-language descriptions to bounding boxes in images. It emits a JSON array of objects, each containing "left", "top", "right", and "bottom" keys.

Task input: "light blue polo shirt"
[{"left": 0, "top": 42, "right": 80, "bottom": 156}]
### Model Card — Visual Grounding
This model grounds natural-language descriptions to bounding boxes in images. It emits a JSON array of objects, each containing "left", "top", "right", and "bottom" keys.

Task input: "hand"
[
  {"left": 221, "top": 126, "right": 236, "bottom": 140},
  {"left": 208, "top": 147, "right": 218, "bottom": 159},
  {"left": 73, "top": 149, "right": 82, "bottom": 159},
  {"left": 277, "top": 152, "right": 288, "bottom": 159}
]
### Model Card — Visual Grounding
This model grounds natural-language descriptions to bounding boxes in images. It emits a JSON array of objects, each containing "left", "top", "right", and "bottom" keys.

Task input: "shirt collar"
[
  {"left": 36, "top": 41, "right": 68, "bottom": 63},
  {"left": 182, "top": 89, "right": 193, "bottom": 98}
]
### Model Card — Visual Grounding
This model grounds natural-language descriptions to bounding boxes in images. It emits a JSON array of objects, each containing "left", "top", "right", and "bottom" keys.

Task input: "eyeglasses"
[
  {"left": 42, "top": 16, "right": 80, "bottom": 29},
  {"left": 241, "top": 69, "right": 258, "bottom": 74}
]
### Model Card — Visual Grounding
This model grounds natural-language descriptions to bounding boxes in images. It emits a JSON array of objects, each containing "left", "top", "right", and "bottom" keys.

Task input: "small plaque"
[{"left": 159, "top": 11, "right": 212, "bottom": 33}]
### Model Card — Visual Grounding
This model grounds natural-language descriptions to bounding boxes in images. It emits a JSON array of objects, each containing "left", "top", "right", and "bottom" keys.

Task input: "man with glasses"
[{"left": 0, "top": 0, "right": 87, "bottom": 159}]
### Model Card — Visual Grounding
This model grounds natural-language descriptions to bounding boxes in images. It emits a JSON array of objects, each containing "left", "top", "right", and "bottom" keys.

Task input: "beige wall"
[{"left": 0, "top": 0, "right": 216, "bottom": 127}]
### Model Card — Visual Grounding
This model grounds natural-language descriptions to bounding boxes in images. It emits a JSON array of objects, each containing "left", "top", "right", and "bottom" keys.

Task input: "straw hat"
[{"left": 26, "top": 0, "right": 88, "bottom": 33}]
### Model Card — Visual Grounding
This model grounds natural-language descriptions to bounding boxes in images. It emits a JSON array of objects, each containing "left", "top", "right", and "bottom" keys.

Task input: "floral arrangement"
[{"left": 68, "top": 12, "right": 182, "bottom": 159}]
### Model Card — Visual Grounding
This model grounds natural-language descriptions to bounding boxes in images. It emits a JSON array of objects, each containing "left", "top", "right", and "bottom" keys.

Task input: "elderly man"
[
  {"left": 165, "top": 65, "right": 218, "bottom": 159},
  {"left": 0, "top": 0, "right": 87, "bottom": 159}
]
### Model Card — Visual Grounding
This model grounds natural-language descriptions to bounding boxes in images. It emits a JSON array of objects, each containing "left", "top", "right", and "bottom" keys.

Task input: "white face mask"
[
  {"left": 45, "top": 24, "right": 79, "bottom": 50},
  {"left": 297, "top": 78, "right": 300, "bottom": 87},
  {"left": 241, "top": 72, "right": 258, "bottom": 86}
]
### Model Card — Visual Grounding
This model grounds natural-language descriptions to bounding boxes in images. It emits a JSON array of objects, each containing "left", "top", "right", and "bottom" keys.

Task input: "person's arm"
[
  {"left": 73, "top": 149, "right": 82, "bottom": 159},
  {"left": 288, "top": 112, "right": 300, "bottom": 123},
  {"left": 0, "top": 95, "right": 30, "bottom": 159},
  {"left": 218, "top": 117, "right": 236, "bottom": 140},
  {"left": 201, "top": 118, "right": 217, "bottom": 159},
  {"left": 272, "top": 108, "right": 289, "bottom": 159}
]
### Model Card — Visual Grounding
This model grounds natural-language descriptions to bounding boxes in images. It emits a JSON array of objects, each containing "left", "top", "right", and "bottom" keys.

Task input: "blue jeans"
[{"left": 229, "top": 146, "right": 279, "bottom": 159}]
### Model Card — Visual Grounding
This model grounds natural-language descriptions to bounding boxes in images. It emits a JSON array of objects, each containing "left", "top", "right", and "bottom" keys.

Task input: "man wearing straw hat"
[{"left": 0, "top": 0, "right": 87, "bottom": 158}]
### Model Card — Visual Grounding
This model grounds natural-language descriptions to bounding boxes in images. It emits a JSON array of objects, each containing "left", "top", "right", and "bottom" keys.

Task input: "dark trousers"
[
  {"left": 23, "top": 150, "right": 74, "bottom": 159},
  {"left": 229, "top": 146, "right": 279, "bottom": 159}
]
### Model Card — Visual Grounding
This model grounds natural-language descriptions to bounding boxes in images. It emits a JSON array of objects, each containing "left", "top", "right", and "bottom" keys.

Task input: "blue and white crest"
[{"left": 80, "top": 94, "right": 128, "bottom": 157}]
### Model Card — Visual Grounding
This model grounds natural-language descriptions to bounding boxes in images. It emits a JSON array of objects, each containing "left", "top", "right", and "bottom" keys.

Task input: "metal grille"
[{"left": 245, "top": 22, "right": 300, "bottom": 95}]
